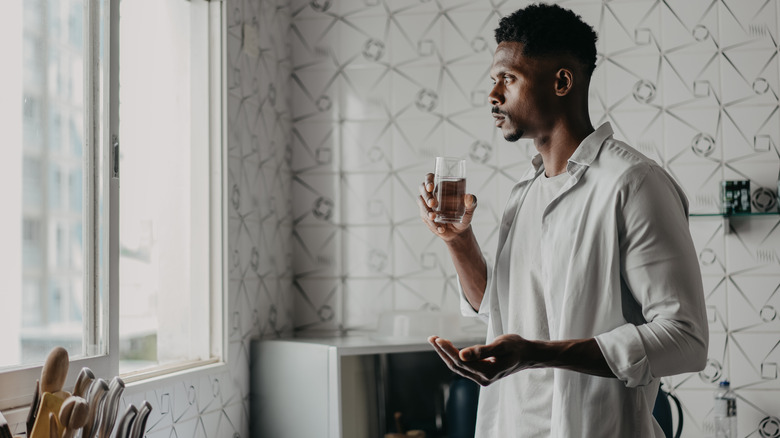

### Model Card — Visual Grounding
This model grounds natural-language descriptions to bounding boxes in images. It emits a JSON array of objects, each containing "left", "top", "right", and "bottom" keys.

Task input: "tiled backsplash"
[{"left": 288, "top": 0, "right": 780, "bottom": 437}]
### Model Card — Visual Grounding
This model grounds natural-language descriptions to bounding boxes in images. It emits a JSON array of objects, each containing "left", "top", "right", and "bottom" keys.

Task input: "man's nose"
[{"left": 488, "top": 87, "right": 502, "bottom": 106}]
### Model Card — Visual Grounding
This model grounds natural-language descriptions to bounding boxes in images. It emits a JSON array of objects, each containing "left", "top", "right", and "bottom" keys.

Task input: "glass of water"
[{"left": 433, "top": 157, "right": 466, "bottom": 223}]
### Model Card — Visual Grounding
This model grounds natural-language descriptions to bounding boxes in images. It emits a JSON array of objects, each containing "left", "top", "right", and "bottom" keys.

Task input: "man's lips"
[{"left": 491, "top": 107, "right": 506, "bottom": 127}]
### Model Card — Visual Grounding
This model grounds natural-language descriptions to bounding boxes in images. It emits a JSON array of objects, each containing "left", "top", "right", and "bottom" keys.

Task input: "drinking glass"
[{"left": 433, "top": 157, "right": 467, "bottom": 223}]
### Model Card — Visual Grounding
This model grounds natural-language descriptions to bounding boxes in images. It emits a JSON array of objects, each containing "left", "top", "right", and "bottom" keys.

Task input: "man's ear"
[{"left": 554, "top": 68, "right": 574, "bottom": 96}]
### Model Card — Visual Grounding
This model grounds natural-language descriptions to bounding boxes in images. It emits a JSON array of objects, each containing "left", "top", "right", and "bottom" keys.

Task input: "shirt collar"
[
  {"left": 526, "top": 122, "right": 614, "bottom": 177},
  {"left": 567, "top": 122, "right": 614, "bottom": 167}
]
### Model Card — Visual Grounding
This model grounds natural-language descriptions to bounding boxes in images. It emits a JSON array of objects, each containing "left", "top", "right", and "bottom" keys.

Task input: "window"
[
  {"left": 0, "top": 0, "right": 224, "bottom": 410},
  {"left": 117, "top": 0, "right": 224, "bottom": 377}
]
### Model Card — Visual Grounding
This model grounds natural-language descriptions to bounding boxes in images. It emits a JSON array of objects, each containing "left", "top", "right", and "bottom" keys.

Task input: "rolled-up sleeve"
[
  {"left": 595, "top": 164, "right": 709, "bottom": 387},
  {"left": 457, "top": 265, "right": 492, "bottom": 324}
]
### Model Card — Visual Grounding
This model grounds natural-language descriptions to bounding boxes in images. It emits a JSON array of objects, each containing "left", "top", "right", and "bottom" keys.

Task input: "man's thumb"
[
  {"left": 465, "top": 194, "right": 477, "bottom": 211},
  {"left": 460, "top": 344, "right": 489, "bottom": 361}
]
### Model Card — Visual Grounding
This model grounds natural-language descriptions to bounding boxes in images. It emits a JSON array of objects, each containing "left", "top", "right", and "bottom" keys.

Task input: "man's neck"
[{"left": 534, "top": 121, "right": 594, "bottom": 177}]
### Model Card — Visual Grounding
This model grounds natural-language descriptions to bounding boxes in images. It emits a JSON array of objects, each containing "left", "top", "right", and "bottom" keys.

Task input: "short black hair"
[{"left": 495, "top": 3, "right": 598, "bottom": 75}]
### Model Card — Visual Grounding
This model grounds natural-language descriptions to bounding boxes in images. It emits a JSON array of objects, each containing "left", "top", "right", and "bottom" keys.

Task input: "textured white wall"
[{"left": 288, "top": 0, "right": 780, "bottom": 436}]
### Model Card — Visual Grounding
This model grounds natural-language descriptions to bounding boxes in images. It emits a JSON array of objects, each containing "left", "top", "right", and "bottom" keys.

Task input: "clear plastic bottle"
[
  {"left": 713, "top": 380, "right": 737, "bottom": 438},
  {"left": 777, "top": 167, "right": 780, "bottom": 210}
]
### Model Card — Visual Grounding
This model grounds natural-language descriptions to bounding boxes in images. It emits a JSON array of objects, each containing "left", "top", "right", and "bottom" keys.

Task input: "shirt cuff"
[
  {"left": 456, "top": 273, "right": 490, "bottom": 324},
  {"left": 594, "top": 324, "right": 653, "bottom": 387}
]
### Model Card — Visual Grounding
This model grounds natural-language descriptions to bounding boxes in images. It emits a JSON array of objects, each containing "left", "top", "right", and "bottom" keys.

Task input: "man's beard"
[
  {"left": 504, "top": 128, "right": 523, "bottom": 142},
  {"left": 492, "top": 106, "right": 523, "bottom": 142}
]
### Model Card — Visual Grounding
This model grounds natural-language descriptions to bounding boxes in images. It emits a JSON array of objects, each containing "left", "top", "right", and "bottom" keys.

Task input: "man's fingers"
[
  {"left": 460, "top": 194, "right": 478, "bottom": 225},
  {"left": 424, "top": 172, "right": 435, "bottom": 188},
  {"left": 417, "top": 195, "right": 429, "bottom": 214},
  {"left": 417, "top": 196, "right": 439, "bottom": 226},
  {"left": 460, "top": 345, "right": 487, "bottom": 361},
  {"left": 435, "top": 338, "right": 461, "bottom": 358},
  {"left": 461, "top": 339, "right": 504, "bottom": 361},
  {"left": 435, "top": 338, "right": 486, "bottom": 378},
  {"left": 429, "top": 337, "right": 488, "bottom": 385},
  {"left": 424, "top": 173, "right": 436, "bottom": 208},
  {"left": 430, "top": 337, "right": 466, "bottom": 369},
  {"left": 419, "top": 181, "right": 437, "bottom": 208},
  {"left": 465, "top": 194, "right": 478, "bottom": 210},
  {"left": 420, "top": 174, "right": 435, "bottom": 195},
  {"left": 430, "top": 338, "right": 463, "bottom": 372}
]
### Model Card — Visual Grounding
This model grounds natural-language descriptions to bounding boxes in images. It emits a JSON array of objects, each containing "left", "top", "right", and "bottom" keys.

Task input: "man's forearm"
[
  {"left": 530, "top": 338, "right": 615, "bottom": 378},
  {"left": 435, "top": 334, "right": 616, "bottom": 387},
  {"left": 445, "top": 226, "right": 487, "bottom": 311}
]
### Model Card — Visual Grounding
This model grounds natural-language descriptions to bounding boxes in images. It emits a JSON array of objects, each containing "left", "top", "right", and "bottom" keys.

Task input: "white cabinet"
[{"left": 251, "top": 335, "right": 482, "bottom": 438}]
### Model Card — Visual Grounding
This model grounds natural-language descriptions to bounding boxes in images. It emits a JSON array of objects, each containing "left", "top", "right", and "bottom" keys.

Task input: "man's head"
[
  {"left": 495, "top": 4, "right": 598, "bottom": 77},
  {"left": 489, "top": 4, "right": 598, "bottom": 142}
]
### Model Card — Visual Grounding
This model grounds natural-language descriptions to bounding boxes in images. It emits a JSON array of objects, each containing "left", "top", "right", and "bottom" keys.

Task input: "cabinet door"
[{"left": 253, "top": 341, "right": 332, "bottom": 438}]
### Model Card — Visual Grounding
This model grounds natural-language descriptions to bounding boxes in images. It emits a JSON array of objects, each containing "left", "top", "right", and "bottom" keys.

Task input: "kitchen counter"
[{"left": 267, "top": 331, "right": 486, "bottom": 355}]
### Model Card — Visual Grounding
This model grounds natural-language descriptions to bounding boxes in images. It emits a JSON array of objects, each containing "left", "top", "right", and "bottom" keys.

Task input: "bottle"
[
  {"left": 776, "top": 167, "right": 780, "bottom": 211},
  {"left": 713, "top": 380, "right": 737, "bottom": 438}
]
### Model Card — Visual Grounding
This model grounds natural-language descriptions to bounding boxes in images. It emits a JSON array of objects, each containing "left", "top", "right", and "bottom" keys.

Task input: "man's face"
[{"left": 488, "top": 42, "right": 554, "bottom": 142}]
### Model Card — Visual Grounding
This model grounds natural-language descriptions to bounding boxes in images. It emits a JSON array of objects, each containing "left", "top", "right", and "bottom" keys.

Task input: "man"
[{"left": 418, "top": 4, "right": 708, "bottom": 437}]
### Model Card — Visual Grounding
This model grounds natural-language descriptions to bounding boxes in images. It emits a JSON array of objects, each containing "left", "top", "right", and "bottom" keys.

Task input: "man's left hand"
[
  {"left": 428, "top": 334, "right": 536, "bottom": 386},
  {"left": 428, "top": 333, "right": 616, "bottom": 385}
]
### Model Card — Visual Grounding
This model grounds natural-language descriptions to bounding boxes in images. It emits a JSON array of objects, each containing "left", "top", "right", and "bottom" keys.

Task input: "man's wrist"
[
  {"left": 444, "top": 225, "right": 474, "bottom": 249},
  {"left": 527, "top": 339, "right": 560, "bottom": 369}
]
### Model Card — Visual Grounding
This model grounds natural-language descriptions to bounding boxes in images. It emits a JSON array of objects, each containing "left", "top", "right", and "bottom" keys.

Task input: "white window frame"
[{"left": 0, "top": 0, "right": 227, "bottom": 419}]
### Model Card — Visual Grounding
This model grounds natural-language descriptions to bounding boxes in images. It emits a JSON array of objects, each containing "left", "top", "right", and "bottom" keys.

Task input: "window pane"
[
  {"left": 119, "top": 0, "right": 212, "bottom": 374},
  {"left": 0, "top": 0, "right": 103, "bottom": 369}
]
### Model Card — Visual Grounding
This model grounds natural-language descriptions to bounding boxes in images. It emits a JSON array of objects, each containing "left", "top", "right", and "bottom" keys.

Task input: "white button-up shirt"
[{"left": 460, "top": 122, "right": 709, "bottom": 437}]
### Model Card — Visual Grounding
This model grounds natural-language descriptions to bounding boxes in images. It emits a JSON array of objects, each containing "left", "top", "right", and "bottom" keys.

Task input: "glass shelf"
[
  {"left": 690, "top": 211, "right": 780, "bottom": 217},
  {"left": 689, "top": 210, "right": 780, "bottom": 234}
]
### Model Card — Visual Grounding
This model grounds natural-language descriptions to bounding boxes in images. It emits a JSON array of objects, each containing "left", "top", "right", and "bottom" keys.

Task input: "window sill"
[{"left": 122, "top": 358, "right": 226, "bottom": 392}]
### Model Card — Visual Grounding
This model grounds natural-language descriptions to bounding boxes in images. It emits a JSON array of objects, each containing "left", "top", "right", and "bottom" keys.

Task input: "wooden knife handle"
[{"left": 40, "top": 347, "right": 69, "bottom": 394}]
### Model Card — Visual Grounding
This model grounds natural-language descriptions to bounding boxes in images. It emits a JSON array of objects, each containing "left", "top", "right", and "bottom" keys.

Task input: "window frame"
[{"left": 0, "top": 0, "right": 227, "bottom": 418}]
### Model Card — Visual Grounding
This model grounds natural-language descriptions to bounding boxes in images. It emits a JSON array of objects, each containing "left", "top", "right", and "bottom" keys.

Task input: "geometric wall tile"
[
  {"left": 343, "top": 278, "right": 394, "bottom": 330},
  {"left": 730, "top": 332, "right": 780, "bottom": 389},
  {"left": 703, "top": 275, "right": 729, "bottom": 333},
  {"left": 689, "top": 217, "right": 727, "bottom": 274},
  {"left": 726, "top": 216, "right": 780, "bottom": 275},
  {"left": 667, "top": 332, "right": 729, "bottom": 391},
  {"left": 728, "top": 275, "right": 780, "bottom": 332},
  {"left": 733, "top": 391, "right": 780, "bottom": 438},
  {"left": 342, "top": 226, "right": 393, "bottom": 277}
]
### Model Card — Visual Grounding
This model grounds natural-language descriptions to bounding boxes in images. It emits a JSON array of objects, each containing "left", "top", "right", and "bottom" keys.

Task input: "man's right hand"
[
  {"left": 418, "top": 172, "right": 486, "bottom": 311},
  {"left": 417, "top": 173, "right": 478, "bottom": 242}
]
